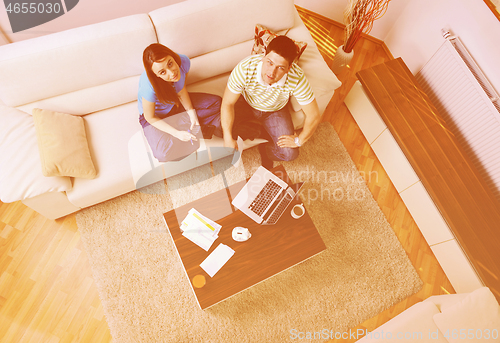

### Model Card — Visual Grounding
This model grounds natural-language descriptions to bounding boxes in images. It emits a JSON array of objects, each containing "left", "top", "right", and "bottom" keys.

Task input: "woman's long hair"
[{"left": 143, "top": 43, "right": 182, "bottom": 106}]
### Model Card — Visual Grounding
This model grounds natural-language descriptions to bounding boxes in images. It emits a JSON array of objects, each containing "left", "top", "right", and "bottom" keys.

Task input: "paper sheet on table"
[
  {"left": 182, "top": 230, "right": 215, "bottom": 251},
  {"left": 200, "top": 243, "right": 235, "bottom": 277},
  {"left": 180, "top": 208, "right": 221, "bottom": 251},
  {"left": 180, "top": 208, "right": 220, "bottom": 234}
]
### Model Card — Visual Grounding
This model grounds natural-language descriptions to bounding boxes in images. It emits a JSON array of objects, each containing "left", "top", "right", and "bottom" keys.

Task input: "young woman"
[{"left": 138, "top": 43, "right": 222, "bottom": 162}]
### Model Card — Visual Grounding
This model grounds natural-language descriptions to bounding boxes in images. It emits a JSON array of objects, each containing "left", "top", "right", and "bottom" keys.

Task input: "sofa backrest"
[
  {"left": 0, "top": 14, "right": 157, "bottom": 115},
  {"left": 0, "top": 0, "right": 296, "bottom": 115},
  {"left": 149, "top": 0, "right": 296, "bottom": 83}
]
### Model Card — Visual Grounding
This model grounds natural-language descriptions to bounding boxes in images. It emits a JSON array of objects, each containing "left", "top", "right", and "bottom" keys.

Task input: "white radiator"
[{"left": 416, "top": 32, "right": 500, "bottom": 202}]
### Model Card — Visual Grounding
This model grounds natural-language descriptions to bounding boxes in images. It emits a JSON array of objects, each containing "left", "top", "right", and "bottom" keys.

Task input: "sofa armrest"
[
  {"left": 0, "top": 105, "right": 72, "bottom": 203},
  {"left": 22, "top": 191, "right": 80, "bottom": 219},
  {"left": 424, "top": 293, "right": 470, "bottom": 312},
  {"left": 356, "top": 301, "right": 448, "bottom": 342}
]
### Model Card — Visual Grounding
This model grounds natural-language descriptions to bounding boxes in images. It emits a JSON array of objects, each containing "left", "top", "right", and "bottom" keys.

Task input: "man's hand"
[
  {"left": 291, "top": 99, "right": 321, "bottom": 145},
  {"left": 221, "top": 86, "right": 240, "bottom": 151},
  {"left": 224, "top": 136, "right": 238, "bottom": 150},
  {"left": 277, "top": 134, "right": 300, "bottom": 148}
]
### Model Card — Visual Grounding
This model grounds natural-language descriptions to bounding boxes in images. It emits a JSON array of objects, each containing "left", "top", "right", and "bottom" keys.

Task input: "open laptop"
[{"left": 232, "top": 166, "right": 304, "bottom": 225}]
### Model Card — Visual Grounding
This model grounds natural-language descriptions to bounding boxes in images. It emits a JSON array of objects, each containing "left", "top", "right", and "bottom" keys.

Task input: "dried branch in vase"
[{"left": 343, "top": 0, "right": 391, "bottom": 53}]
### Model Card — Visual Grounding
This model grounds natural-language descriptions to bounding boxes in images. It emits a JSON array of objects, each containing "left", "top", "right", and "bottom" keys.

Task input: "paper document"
[
  {"left": 200, "top": 243, "right": 235, "bottom": 277},
  {"left": 182, "top": 230, "right": 215, "bottom": 251},
  {"left": 180, "top": 208, "right": 221, "bottom": 251}
]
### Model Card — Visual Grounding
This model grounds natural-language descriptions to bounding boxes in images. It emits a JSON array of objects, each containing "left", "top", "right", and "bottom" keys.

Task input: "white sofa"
[
  {"left": 357, "top": 287, "right": 500, "bottom": 342},
  {"left": 0, "top": 0, "right": 341, "bottom": 219}
]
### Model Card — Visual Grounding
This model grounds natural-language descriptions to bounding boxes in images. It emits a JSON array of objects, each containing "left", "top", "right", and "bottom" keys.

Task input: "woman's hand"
[
  {"left": 174, "top": 130, "right": 197, "bottom": 142},
  {"left": 187, "top": 108, "right": 200, "bottom": 131}
]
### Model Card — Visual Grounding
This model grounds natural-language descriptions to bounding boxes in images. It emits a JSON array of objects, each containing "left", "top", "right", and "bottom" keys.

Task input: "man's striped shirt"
[{"left": 227, "top": 54, "right": 315, "bottom": 112}]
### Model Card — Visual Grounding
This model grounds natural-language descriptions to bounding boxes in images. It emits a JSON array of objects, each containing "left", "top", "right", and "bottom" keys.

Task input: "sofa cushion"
[
  {"left": 149, "top": 0, "right": 295, "bottom": 64},
  {"left": 0, "top": 14, "right": 156, "bottom": 110},
  {"left": 65, "top": 103, "right": 141, "bottom": 208},
  {"left": 0, "top": 105, "right": 72, "bottom": 203},
  {"left": 32, "top": 108, "right": 97, "bottom": 179},
  {"left": 16, "top": 76, "right": 141, "bottom": 117},
  {"left": 183, "top": 41, "right": 254, "bottom": 87},
  {"left": 433, "top": 287, "right": 500, "bottom": 343}
]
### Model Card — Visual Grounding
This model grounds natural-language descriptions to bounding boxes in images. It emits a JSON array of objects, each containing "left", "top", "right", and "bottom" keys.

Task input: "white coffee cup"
[
  {"left": 291, "top": 203, "right": 305, "bottom": 219},
  {"left": 232, "top": 227, "right": 251, "bottom": 242}
]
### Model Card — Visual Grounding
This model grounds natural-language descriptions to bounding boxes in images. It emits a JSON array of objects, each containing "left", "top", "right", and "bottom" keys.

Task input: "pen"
[{"left": 188, "top": 129, "right": 193, "bottom": 145}]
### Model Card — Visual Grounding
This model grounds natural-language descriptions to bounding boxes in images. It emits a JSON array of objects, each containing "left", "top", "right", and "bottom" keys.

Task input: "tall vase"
[{"left": 331, "top": 45, "right": 354, "bottom": 75}]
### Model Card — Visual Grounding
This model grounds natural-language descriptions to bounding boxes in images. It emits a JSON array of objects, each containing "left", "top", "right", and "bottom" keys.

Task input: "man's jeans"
[{"left": 234, "top": 97, "right": 299, "bottom": 162}]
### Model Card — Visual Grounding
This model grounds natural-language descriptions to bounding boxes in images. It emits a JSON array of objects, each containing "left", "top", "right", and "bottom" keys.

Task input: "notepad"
[{"left": 200, "top": 243, "right": 235, "bottom": 277}]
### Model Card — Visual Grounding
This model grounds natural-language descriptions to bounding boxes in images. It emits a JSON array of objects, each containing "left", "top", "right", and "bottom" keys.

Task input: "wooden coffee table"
[{"left": 162, "top": 165, "right": 326, "bottom": 309}]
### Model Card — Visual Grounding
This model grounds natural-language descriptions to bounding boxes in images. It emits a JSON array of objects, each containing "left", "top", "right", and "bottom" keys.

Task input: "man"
[{"left": 221, "top": 35, "right": 321, "bottom": 169}]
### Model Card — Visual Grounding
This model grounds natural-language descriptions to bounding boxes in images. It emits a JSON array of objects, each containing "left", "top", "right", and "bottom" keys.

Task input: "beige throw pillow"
[{"left": 32, "top": 108, "right": 97, "bottom": 179}]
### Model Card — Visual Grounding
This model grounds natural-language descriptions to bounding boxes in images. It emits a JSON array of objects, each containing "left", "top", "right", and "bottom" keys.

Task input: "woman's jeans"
[
  {"left": 234, "top": 96, "right": 299, "bottom": 162},
  {"left": 139, "top": 93, "right": 222, "bottom": 162}
]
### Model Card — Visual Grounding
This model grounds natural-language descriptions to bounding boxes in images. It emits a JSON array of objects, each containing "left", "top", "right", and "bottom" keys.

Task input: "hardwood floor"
[
  {"left": 0, "top": 8, "right": 454, "bottom": 342},
  {"left": 0, "top": 203, "right": 111, "bottom": 342}
]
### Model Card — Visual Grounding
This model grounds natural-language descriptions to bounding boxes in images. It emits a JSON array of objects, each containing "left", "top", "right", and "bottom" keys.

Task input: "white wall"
[
  {"left": 294, "top": 0, "right": 346, "bottom": 23},
  {"left": 385, "top": 0, "right": 500, "bottom": 93},
  {"left": 294, "top": 0, "right": 411, "bottom": 41}
]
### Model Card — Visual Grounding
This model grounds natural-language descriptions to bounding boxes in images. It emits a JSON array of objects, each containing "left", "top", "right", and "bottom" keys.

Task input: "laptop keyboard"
[
  {"left": 249, "top": 179, "right": 282, "bottom": 216},
  {"left": 266, "top": 191, "right": 293, "bottom": 225}
]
